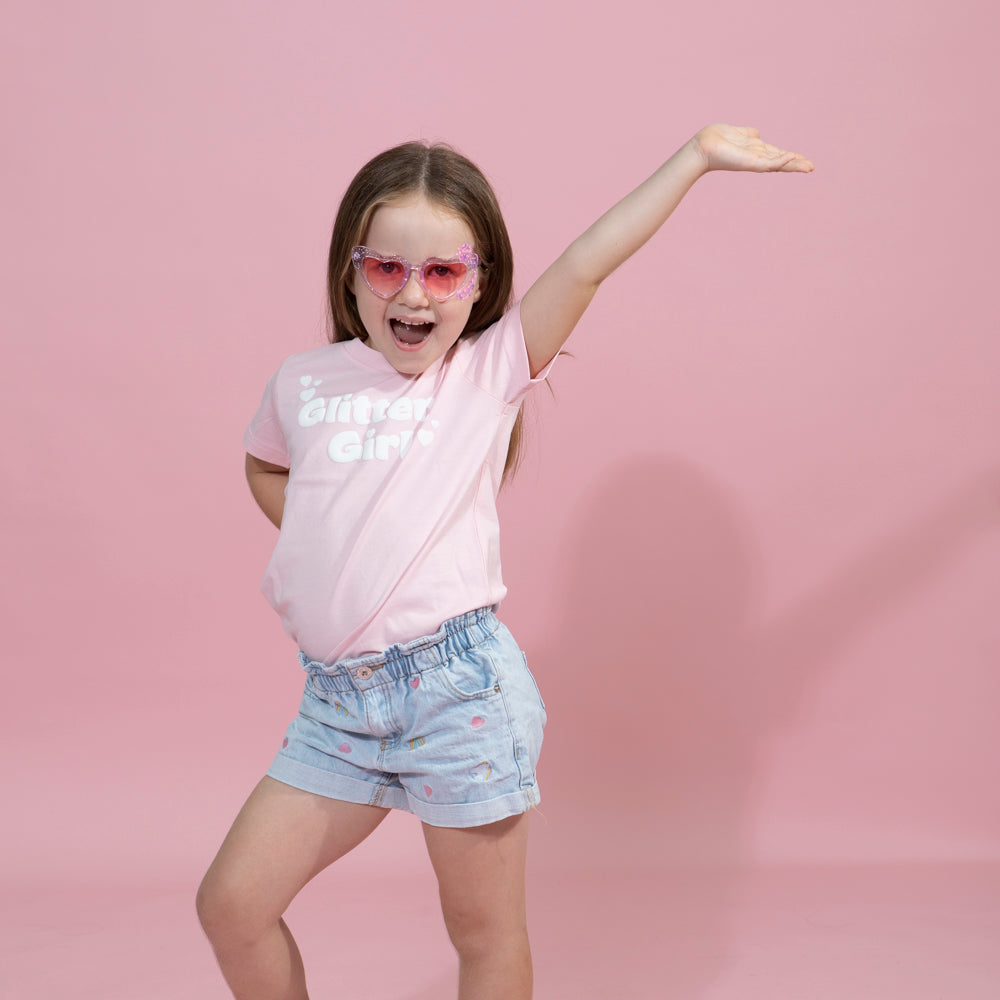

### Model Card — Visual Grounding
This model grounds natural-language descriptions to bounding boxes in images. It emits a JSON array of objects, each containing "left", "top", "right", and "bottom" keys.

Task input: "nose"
[{"left": 397, "top": 268, "right": 429, "bottom": 307}]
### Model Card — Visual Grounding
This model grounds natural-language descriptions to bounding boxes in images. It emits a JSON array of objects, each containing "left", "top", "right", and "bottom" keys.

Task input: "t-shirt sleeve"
[
  {"left": 243, "top": 369, "right": 290, "bottom": 467},
  {"left": 460, "top": 300, "right": 558, "bottom": 403}
]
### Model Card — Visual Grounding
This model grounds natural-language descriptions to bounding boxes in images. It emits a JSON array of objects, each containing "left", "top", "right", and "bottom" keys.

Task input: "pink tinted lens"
[
  {"left": 420, "top": 260, "right": 468, "bottom": 299},
  {"left": 360, "top": 256, "right": 408, "bottom": 297}
]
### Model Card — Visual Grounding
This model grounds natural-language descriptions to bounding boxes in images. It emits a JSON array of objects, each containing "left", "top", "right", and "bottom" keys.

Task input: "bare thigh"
[
  {"left": 198, "top": 776, "right": 389, "bottom": 934},
  {"left": 422, "top": 813, "right": 531, "bottom": 938}
]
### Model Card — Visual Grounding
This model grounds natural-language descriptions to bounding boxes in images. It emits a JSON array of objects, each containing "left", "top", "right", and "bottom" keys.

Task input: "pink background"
[{"left": 3, "top": 1, "right": 998, "bottom": 997}]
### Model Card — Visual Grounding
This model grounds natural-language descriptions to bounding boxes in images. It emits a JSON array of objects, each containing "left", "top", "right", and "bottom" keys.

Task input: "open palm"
[{"left": 695, "top": 124, "right": 814, "bottom": 173}]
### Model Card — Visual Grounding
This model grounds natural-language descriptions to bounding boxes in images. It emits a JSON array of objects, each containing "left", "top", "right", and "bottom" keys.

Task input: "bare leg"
[
  {"left": 422, "top": 813, "right": 533, "bottom": 1000},
  {"left": 197, "top": 776, "right": 389, "bottom": 1000}
]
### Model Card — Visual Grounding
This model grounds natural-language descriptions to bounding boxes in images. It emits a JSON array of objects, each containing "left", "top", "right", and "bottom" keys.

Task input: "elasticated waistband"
[{"left": 298, "top": 607, "right": 499, "bottom": 693}]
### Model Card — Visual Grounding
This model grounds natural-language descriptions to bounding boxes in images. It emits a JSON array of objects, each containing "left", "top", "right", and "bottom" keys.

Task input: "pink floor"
[{"left": 5, "top": 861, "right": 997, "bottom": 999}]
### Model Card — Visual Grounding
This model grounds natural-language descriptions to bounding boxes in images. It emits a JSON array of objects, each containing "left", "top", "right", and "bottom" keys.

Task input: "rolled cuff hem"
[{"left": 267, "top": 756, "right": 540, "bottom": 829}]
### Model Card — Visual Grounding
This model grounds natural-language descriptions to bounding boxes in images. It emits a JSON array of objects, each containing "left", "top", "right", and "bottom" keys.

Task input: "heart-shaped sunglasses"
[{"left": 351, "top": 243, "right": 479, "bottom": 302}]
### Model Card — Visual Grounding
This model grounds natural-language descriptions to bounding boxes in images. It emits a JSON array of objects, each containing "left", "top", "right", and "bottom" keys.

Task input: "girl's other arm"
[
  {"left": 519, "top": 125, "right": 814, "bottom": 377},
  {"left": 246, "top": 453, "right": 289, "bottom": 528}
]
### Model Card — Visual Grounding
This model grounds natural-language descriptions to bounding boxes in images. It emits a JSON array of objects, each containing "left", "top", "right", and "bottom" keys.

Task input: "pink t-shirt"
[{"left": 244, "top": 303, "right": 553, "bottom": 664}]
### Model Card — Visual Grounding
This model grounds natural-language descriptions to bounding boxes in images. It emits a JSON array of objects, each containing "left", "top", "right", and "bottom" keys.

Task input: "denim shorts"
[{"left": 268, "top": 608, "right": 546, "bottom": 828}]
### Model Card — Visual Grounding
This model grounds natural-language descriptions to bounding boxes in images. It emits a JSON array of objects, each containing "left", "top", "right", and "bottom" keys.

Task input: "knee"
[
  {"left": 195, "top": 870, "right": 228, "bottom": 940},
  {"left": 440, "top": 898, "right": 528, "bottom": 962},
  {"left": 196, "top": 869, "right": 259, "bottom": 947}
]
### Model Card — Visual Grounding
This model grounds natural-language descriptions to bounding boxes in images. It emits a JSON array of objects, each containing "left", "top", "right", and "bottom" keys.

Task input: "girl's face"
[{"left": 352, "top": 192, "right": 480, "bottom": 376}]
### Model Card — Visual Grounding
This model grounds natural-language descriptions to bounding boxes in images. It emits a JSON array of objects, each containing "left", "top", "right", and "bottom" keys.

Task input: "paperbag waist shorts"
[{"left": 268, "top": 608, "right": 546, "bottom": 828}]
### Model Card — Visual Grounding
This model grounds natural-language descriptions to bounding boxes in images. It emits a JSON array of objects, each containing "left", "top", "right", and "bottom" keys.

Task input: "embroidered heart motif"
[
  {"left": 423, "top": 785, "right": 433, "bottom": 797},
  {"left": 471, "top": 716, "right": 485, "bottom": 729},
  {"left": 299, "top": 388, "right": 316, "bottom": 401},
  {"left": 338, "top": 743, "right": 351, "bottom": 753},
  {"left": 417, "top": 429, "right": 434, "bottom": 447},
  {"left": 282, "top": 737, "right": 289, "bottom": 749},
  {"left": 410, "top": 677, "right": 420, "bottom": 689},
  {"left": 300, "top": 375, "right": 312, "bottom": 386}
]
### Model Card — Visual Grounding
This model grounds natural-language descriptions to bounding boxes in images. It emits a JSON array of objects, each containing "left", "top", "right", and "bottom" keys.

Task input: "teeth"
[{"left": 391, "top": 318, "right": 433, "bottom": 345}]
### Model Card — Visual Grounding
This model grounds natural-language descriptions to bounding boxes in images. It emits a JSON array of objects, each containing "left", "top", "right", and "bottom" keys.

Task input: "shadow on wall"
[
  {"left": 524, "top": 457, "right": 759, "bottom": 999},
  {"left": 534, "top": 455, "right": 997, "bottom": 856},
  {"left": 534, "top": 457, "right": 767, "bottom": 865},
  {"left": 522, "top": 455, "right": 995, "bottom": 997}
]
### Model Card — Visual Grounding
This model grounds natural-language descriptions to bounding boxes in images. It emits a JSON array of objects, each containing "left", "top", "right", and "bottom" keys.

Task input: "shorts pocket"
[{"left": 434, "top": 644, "right": 502, "bottom": 701}]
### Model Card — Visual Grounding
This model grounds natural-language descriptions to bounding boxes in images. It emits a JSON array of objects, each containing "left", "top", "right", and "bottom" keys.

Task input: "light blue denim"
[{"left": 268, "top": 608, "right": 546, "bottom": 828}]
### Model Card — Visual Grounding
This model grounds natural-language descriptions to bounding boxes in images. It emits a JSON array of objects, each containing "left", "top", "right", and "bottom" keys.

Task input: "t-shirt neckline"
[{"left": 342, "top": 335, "right": 450, "bottom": 378}]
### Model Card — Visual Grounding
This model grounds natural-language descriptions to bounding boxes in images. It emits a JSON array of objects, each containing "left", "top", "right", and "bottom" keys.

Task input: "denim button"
[{"left": 355, "top": 666, "right": 374, "bottom": 680}]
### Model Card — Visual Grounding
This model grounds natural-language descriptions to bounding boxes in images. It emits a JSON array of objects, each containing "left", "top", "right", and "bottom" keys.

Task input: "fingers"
[
  {"left": 782, "top": 157, "right": 815, "bottom": 173},
  {"left": 756, "top": 141, "right": 815, "bottom": 173},
  {"left": 761, "top": 154, "right": 814, "bottom": 173},
  {"left": 777, "top": 151, "right": 815, "bottom": 172},
  {"left": 738, "top": 130, "right": 814, "bottom": 172}
]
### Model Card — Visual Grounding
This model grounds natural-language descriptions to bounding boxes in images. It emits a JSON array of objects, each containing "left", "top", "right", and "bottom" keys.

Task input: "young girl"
[{"left": 197, "top": 125, "right": 813, "bottom": 1000}]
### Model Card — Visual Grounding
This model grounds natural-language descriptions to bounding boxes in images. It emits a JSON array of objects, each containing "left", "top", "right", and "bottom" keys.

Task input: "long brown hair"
[{"left": 326, "top": 142, "right": 524, "bottom": 480}]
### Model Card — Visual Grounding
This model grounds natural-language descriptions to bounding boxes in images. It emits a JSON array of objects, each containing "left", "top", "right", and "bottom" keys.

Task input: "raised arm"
[{"left": 519, "top": 125, "right": 814, "bottom": 377}]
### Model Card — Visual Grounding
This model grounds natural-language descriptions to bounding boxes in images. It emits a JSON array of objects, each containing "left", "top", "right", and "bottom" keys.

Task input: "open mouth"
[{"left": 390, "top": 319, "right": 434, "bottom": 348}]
